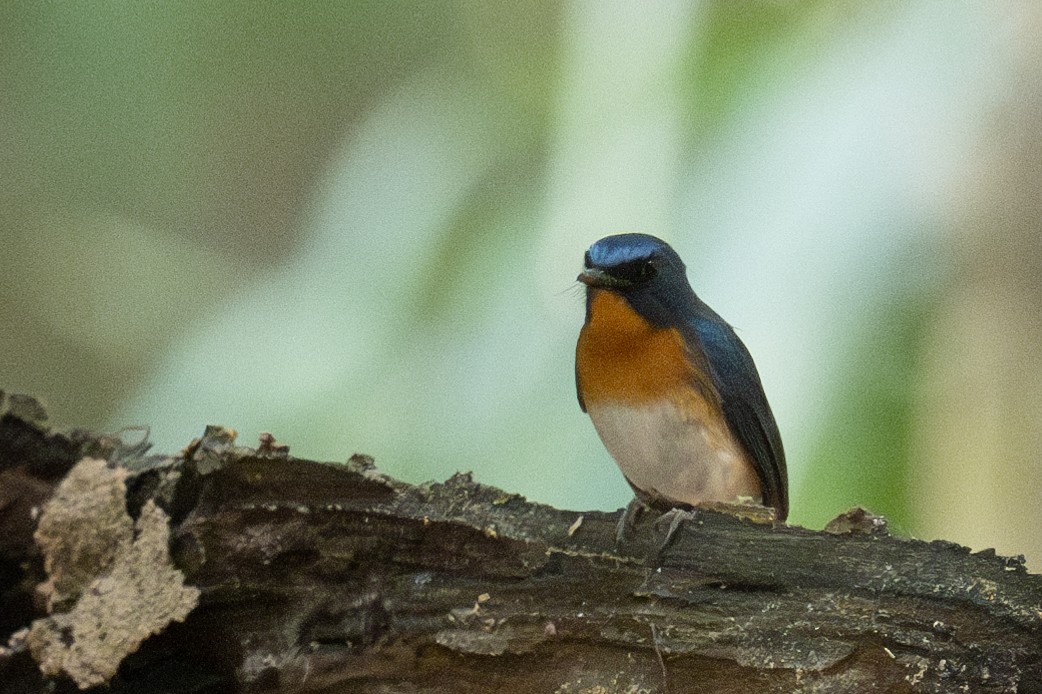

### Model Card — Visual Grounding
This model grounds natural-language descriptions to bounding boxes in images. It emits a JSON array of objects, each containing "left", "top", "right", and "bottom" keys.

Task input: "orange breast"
[{"left": 576, "top": 289, "right": 717, "bottom": 407}]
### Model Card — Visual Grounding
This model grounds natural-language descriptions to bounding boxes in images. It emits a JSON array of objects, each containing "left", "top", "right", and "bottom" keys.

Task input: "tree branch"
[{"left": 1, "top": 391, "right": 1040, "bottom": 693}]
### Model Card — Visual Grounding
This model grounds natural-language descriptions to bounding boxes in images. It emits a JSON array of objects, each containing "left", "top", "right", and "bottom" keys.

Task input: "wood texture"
[{"left": 1, "top": 391, "right": 1040, "bottom": 693}]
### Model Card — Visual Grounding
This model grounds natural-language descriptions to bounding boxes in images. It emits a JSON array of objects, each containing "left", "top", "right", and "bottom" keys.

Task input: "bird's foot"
[
  {"left": 615, "top": 497, "right": 648, "bottom": 544},
  {"left": 654, "top": 507, "right": 700, "bottom": 555}
]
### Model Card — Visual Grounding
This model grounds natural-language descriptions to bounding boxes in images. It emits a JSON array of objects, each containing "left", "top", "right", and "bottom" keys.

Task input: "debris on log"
[{"left": 1, "top": 391, "right": 1040, "bottom": 693}]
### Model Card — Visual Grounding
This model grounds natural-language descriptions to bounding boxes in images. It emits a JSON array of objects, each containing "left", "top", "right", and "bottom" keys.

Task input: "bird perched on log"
[{"left": 575, "top": 233, "right": 787, "bottom": 526}]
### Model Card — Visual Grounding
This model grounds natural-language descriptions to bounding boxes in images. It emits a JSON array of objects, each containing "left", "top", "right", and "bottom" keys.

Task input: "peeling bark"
[{"left": 0, "top": 391, "right": 1040, "bottom": 693}]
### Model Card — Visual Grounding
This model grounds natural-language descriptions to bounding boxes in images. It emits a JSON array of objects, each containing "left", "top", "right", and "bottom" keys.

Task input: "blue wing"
[{"left": 685, "top": 310, "right": 788, "bottom": 520}]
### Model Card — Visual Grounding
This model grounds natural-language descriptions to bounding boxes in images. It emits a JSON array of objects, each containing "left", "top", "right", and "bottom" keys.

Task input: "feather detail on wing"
[{"left": 685, "top": 311, "right": 788, "bottom": 521}]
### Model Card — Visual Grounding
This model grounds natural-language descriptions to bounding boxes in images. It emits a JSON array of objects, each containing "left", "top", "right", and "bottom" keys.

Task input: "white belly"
[{"left": 588, "top": 400, "right": 761, "bottom": 508}]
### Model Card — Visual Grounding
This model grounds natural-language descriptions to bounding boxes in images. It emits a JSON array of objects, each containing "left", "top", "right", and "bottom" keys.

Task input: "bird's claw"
[
  {"left": 615, "top": 498, "right": 647, "bottom": 544},
  {"left": 655, "top": 507, "right": 699, "bottom": 554}
]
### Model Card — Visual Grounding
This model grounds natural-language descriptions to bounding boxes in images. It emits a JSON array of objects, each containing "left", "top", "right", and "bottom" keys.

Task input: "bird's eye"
[
  {"left": 610, "top": 259, "right": 656, "bottom": 285},
  {"left": 637, "top": 261, "right": 656, "bottom": 281}
]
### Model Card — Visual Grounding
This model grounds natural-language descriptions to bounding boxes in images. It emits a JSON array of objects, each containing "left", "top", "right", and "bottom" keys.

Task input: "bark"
[{"left": 1, "top": 391, "right": 1040, "bottom": 693}]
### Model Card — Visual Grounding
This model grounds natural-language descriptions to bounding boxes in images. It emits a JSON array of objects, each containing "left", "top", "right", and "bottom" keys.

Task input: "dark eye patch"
[{"left": 611, "top": 259, "right": 657, "bottom": 285}]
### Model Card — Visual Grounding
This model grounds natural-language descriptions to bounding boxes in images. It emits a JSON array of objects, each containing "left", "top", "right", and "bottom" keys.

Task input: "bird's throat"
[{"left": 576, "top": 290, "right": 707, "bottom": 406}]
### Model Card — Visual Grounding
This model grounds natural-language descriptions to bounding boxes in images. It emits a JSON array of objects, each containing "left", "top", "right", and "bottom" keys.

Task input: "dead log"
[{"left": 0, "top": 391, "right": 1040, "bottom": 693}]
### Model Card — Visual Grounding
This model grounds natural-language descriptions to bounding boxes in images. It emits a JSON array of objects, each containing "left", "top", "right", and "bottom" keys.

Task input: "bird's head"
[{"left": 578, "top": 233, "right": 695, "bottom": 327}]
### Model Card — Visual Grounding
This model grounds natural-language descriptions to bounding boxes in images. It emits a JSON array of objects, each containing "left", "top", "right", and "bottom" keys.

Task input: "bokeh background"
[{"left": 3, "top": 2, "right": 1041, "bottom": 567}]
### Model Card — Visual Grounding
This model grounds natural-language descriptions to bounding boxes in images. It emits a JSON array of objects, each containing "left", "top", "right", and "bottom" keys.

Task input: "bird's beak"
[
  {"left": 577, "top": 267, "right": 608, "bottom": 287},
  {"left": 578, "top": 267, "right": 629, "bottom": 289}
]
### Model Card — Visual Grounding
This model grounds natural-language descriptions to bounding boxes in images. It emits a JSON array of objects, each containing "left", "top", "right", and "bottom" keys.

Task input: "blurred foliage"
[
  {"left": 2, "top": 1, "right": 1041, "bottom": 565},
  {"left": 801, "top": 279, "right": 939, "bottom": 533},
  {"left": 683, "top": 0, "right": 827, "bottom": 142}
]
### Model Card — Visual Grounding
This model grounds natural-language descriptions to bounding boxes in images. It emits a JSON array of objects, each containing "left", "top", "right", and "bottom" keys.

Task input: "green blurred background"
[{"left": 3, "top": 2, "right": 1041, "bottom": 567}]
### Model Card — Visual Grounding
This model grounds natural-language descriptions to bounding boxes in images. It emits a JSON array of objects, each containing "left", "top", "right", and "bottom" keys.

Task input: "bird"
[{"left": 575, "top": 233, "right": 788, "bottom": 524}]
